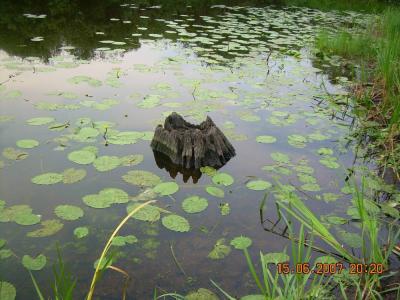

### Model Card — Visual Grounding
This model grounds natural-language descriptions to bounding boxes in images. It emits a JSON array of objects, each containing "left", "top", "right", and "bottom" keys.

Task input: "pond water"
[{"left": 0, "top": 1, "right": 398, "bottom": 299}]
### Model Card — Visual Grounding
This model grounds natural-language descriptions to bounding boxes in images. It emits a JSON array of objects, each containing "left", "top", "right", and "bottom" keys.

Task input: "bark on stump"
[{"left": 150, "top": 112, "right": 236, "bottom": 169}]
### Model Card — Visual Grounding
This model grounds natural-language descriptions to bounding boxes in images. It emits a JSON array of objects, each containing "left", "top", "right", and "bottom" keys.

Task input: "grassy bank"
[{"left": 315, "top": 7, "right": 400, "bottom": 179}]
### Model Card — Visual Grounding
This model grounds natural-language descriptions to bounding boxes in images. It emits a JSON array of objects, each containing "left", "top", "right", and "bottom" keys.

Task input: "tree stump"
[{"left": 150, "top": 112, "right": 236, "bottom": 169}]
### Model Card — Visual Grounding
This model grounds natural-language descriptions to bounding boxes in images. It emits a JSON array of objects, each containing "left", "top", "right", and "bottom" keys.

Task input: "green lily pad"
[
  {"left": 219, "top": 203, "right": 230, "bottom": 216},
  {"left": 240, "top": 295, "right": 264, "bottom": 300},
  {"left": 0, "top": 205, "right": 32, "bottom": 223},
  {"left": 77, "top": 127, "right": 99, "bottom": 139},
  {"left": 68, "top": 75, "right": 102, "bottom": 87},
  {"left": 122, "top": 170, "right": 161, "bottom": 187},
  {"left": 0, "top": 249, "right": 12, "bottom": 259},
  {"left": 206, "top": 186, "right": 224, "bottom": 198},
  {"left": 127, "top": 203, "right": 161, "bottom": 222},
  {"left": 68, "top": 150, "right": 96, "bottom": 165},
  {"left": 297, "top": 173, "right": 317, "bottom": 184},
  {"left": 0, "top": 281, "right": 16, "bottom": 300},
  {"left": 337, "top": 230, "right": 362, "bottom": 248},
  {"left": 0, "top": 239, "right": 5, "bottom": 249},
  {"left": 111, "top": 235, "right": 138, "bottom": 246},
  {"left": 231, "top": 236, "right": 252, "bottom": 250},
  {"left": 301, "top": 183, "right": 321, "bottom": 192},
  {"left": 317, "top": 148, "right": 333, "bottom": 155},
  {"left": 212, "top": 173, "right": 234, "bottom": 186},
  {"left": 263, "top": 252, "right": 289, "bottom": 264},
  {"left": 288, "top": 134, "right": 307, "bottom": 148},
  {"left": 246, "top": 180, "right": 272, "bottom": 191},
  {"left": 271, "top": 152, "right": 290, "bottom": 164},
  {"left": 93, "top": 156, "right": 121, "bottom": 172},
  {"left": 107, "top": 131, "right": 144, "bottom": 145},
  {"left": 199, "top": 166, "right": 217, "bottom": 176},
  {"left": 256, "top": 135, "right": 277, "bottom": 144},
  {"left": 322, "top": 193, "right": 340, "bottom": 202},
  {"left": 54, "top": 205, "right": 84, "bottom": 221},
  {"left": 31, "top": 172, "right": 63, "bottom": 185},
  {"left": 162, "top": 215, "right": 190, "bottom": 232},
  {"left": 22, "top": 254, "right": 46, "bottom": 271},
  {"left": 26, "top": 117, "right": 55, "bottom": 126},
  {"left": 16, "top": 139, "right": 39, "bottom": 149},
  {"left": 153, "top": 182, "right": 179, "bottom": 196},
  {"left": 120, "top": 154, "right": 144, "bottom": 166},
  {"left": 186, "top": 288, "right": 219, "bottom": 300},
  {"left": 27, "top": 219, "right": 63, "bottom": 237},
  {"left": 74, "top": 226, "right": 89, "bottom": 239},
  {"left": 319, "top": 156, "right": 340, "bottom": 169},
  {"left": 182, "top": 196, "right": 208, "bottom": 213},
  {"left": 2, "top": 148, "right": 28, "bottom": 160},
  {"left": 14, "top": 213, "right": 41, "bottom": 226},
  {"left": 208, "top": 238, "right": 231, "bottom": 260},
  {"left": 62, "top": 168, "right": 87, "bottom": 184}
]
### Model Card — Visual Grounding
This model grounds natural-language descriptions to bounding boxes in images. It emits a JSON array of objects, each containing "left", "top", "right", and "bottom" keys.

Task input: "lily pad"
[
  {"left": 127, "top": 203, "right": 161, "bottom": 222},
  {"left": 271, "top": 152, "right": 290, "bottom": 164},
  {"left": 186, "top": 288, "right": 219, "bottom": 300},
  {"left": 62, "top": 168, "right": 87, "bottom": 184},
  {"left": 288, "top": 134, "right": 307, "bottom": 148},
  {"left": 68, "top": 150, "right": 96, "bottom": 165},
  {"left": 26, "top": 117, "right": 55, "bottom": 126},
  {"left": 162, "top": 215, "right": 190, "bottom": 232},
  {"left": 208, "top": 238, "right": 231, "bottom": 260},
  {"left": 74, "top": 227, "right": 89, "bottom": 239},
  {"left": 301, "top": 183, "right": 321, "bottom": 192},
  {"left": 337, "top": 230, "right": 362, "bottom": 248},
  {"left": 219, "top": 203, "right": 230, "bottom": 216},
  {"left": 107, "top": 131, "right": 144, "bottom": 145},
  {"left": 54, "top": 205, "right": 84, "bottom": 221},
  {"left": 0, "top": 282, "right": 16, "bottom": 300},
  {"left": 31, "top": 172, "right": 63, "bottom": 185},
  {"left": 120, "top": 154, "right": 144, "bottom": 166},
  {"left": 230, "top": 236, "right": 252, "bottom": 250},
  {"left": 2, "top": 148, "right": 28, "bottom": 160},
  {"left": 122, "top": 170, "right": 161, "bottom": 187},
  {"left": 256, "top": 135, "right": 277, "bottom": 144},
  {"left": 22, "top": 254, "right": 46, "bottom": 271},
  {"left": 182, "top": 196, "right": 208, "bottom": 213},
  {"left": 263, "top": 252, "right": 289, "bottom": 264},
  {"left": 246, "top": 180, "right": 272, "bottom": 191},
  {"left": 27, "top": 219, "right": 63, "bottom": 237},
  {"left": 200, "top": 166, "right": 217, "bottom": 176},
  {"left": 212, "top": 173, "right": 234, "bottom": 186},
  {"left": 111, "top": 235, "right": 138, "bottom": 246},
  {"left": 206, "top": 186, "right": 224, "bottom": 198},
  {"left": 319, "top": 156, "right": 340, "bottom": 169},
  {"left": 153, "top": 182, "right": 179, "bottom": 196},
  {"left": 14, "top": 213, "right": 41, "bottom": 226},
  {"left": 16, "top": 139, "right": 39, "bottom": 149},
  {"left": 93, "top": 156, "right": 121, "bottom": 172}
]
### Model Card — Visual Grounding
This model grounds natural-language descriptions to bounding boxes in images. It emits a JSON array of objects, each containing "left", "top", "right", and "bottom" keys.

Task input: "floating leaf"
[
  {"left": 111, "top": 235, "right": 138, "bottom": 246},
  {"left": 74, "top": 227, "right": 89, "bottom": 239},
  {"left": 208, "top": 238, "right": 231, "bottom": 260},
  {"left": 0, "top": 281, "right": 16, "bottom": 300},
  {"left": 2, "top": 148, "right": 28, "bottom": 160},
  {"left": 22, "top": 254, "right": 46, "bottom": 270},
  {"left": 322, "top": 193, "right": 340, "bottom": 203},
  {"left": 206, "top": 186, "right": 224, "bottom": 198},
  {"left": 0, "top": 205, "right": 32, "bottom": 223},
  {"left": 68, "top": 150, "right": 96, "bottom": 165},
  {"left": 231, "top": 236, "right": 252, "bottom": 250},
  {"left": 337, "top": 230, "right": 362, "bottom": 248},
  {"left": 271, "top": 152, "right": 290, "bottom": 164},
  {"left": 120, "top": 154, "right": 143, "bottom": 166},
  {"left": 246, "top": 180, "right": 272, "bottom": 191},
  {"left": 186, "top": 288, "right": 219, "bottom": 300},
  {"left": 288, "top": 134, "right": 307, "bottom": 148},
  {"left": 127, "top": 203, "right": 161, "bottom": 222},
  {"left": 301, "top": 183, "right": 321, "bottom": 192},
  {"left": 62, "top": 168, "right": 87, "bottom": 184},
  {"left": 93, "top": 156, "right": 121, "bottom": 172},
  {"left": 54, "top": 205, "right": 84, "bottom": 221},
  {"left": 31, "top": 172, "right": 63, "bottom": 185},
  {"left": 26, "top": 117, "right": 55, "bottom": 125},
  {"left": 200, "top": 166, "right": 217, "bottom": 176},
  {"left": 263, "top": 252, "right": 289, "bottom": 264},
  {"left": 256, "top": 135, "right": 277, "bottom": 144},
  {"left": 155, "top": 182, "right": 181, "bottom": 196},
  {"left": 212, "top": 173, "right": 234, "bottom": 186},
  {"left": 68, "top": 75, "right": 102, "bottom": 87},
  {"left": 162, "top": 215, "right": 190, "bottom": 232},
  {"left": 16, "top": 139, "right": 39, "bottom": 149},
  {"left": 27, "top": 219, "right": 63, "bottom": 237},
  {"left": 0, "top": 249, "right": 12, "bottom": 259},
  {"left": 122, "top": 170, "right": 161, "bottom": 187},
  {"left": 182, "top": 196, "right": 208, "bottom": 214},
  {"left": 14, "top": 213, "right": 41, "bottom": 226},
  {"left": 317, "top": 148, "right": 333, "bottom": 155},
  {"left": 219, "top": 203, "right": 230, "bottom": 216},
  {"left": 297, "top": 173, "right": 317, "bottom": 184},
  {"left": 319, "top": 156, "right": 340, "bottom": 169},
  {"left": 107, "top": 131, "right": 144, "bottom": 145}
]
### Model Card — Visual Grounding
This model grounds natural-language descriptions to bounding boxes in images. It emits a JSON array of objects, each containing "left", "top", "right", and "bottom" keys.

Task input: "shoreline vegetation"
[{"left": 314, "top": 5, "right": 400, "bottom": 180}]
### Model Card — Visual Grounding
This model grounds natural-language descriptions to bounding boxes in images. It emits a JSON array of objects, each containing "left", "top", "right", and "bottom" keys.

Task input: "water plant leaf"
[
  {"left": 263, "top": 252, "right": 289, "bottom": 264},
  {"left": 182, "top": 196, "right": 208, "bottom": 213},
  {"left": 219, "top": 203, "right": 230, "bottom": 216},
  {"left": 68, "top": 150, "right": 96, "bottom": 165},
  {"left": 54, "top": 205, "right": 84, "bottom": 221},
  {"left": 111, "top": 235, "right": 138, "bottom": 246},
  {"left": 74, "top": 227, "right": 89, "bottom": 239},
  {"left": 0, "top": 249, "right": 12, "bottom": 259},
  {"left": 162, "top": 215, "right": 190, "bottom": 232},
  {"left": 319, "top": 156, "right": 340, "bottom": 169},
  {"left": 26, "top": 117, "right": 55, "bottom": 125},
  {"left": 153, "top": 182, "right": 179, "bottom": 196},
  {"left": 14, "top": 213, "right": 41, "bottom": 226},
  {"left": 93, "top": 156, "right": 121, "bottom": 172},
  {"left": 288, "top": 134, "right": 307, "bottom": 148},
  {"left": 68, "top": 75, "right": 101, "bottom": 87},
  {"left": 337, "top": 230, "right": 362, "bottom": 248},
  {"left": 16, "top": 139, "right": 39, "bottom": 149},
  {"left": 322, "top": 193, "right": 340, "bottom": 203},
  {"left": 2, "top": 148, "right": 28, "bottom": 160},
  {"left": 256, "top": 135, "right": 277, "bottom": 144},
  {"left": 31, "top": 173, "right": 63, "bottom": 185},
  {"left": 297, "top": 173, "right": 317, "bottom": 184},
  {"left": 0, "top": 205, "right": 32, "bottom": 223},
  {"left": 0, "top": 281, "right": 16, "bottom": 300},
  {"left": 107, "top": 131, "right": 144, "bottom": 145},
  {"left": 301, "top": 183, "right": 321, "bottom": 192},
  {"left": 317, "top": 148, "right": 333, "bottom": 155},
  {"left": 240, "top": 295, "right": 265, "bottom": 300},
  {"left": 186, "top": 288, "right": 219, "bottom": 300},
  {"left": 62, "top": 168, "right": 87, "bottom": 184},
  {"left": 230, "top": 236, "right": 252, "bottom": 250},
  {"left": 22, "top": 254, "right": 46, "bottom": 271},
  {"left": 27, "top": 219, "right": 63, "bottom": 237},
  {"left": 246, "top": 180, "right": 272, "bottom": 191},
  {"left": 0, "top": 239, "right": 5, "bottom": 249},
  {"left": 270, "top": 152, "right": 290, "bottom": 164},
  {"left": 127, "top": 203, "right": 161, "bottom": 222},
  {"left": 122, "top": 170, "right": 161, "bottom": 187},
  {"left": 208, "top": 238, "right": 231, "bottom": 260},
  {"left": 200, "top": 166, "right": 217, "bottom": 176},
  {"left": 120, "top": 154, "right": 143, "bottom": 166},
  {"left": 206, "top": 186, "right": 224, "bottom": 198},
  {"left": 212, "top": 173, "right": 234, "bottom": 186}
]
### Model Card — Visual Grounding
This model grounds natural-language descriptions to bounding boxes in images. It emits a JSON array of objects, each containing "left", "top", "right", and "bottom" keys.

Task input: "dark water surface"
[{"left": 0, "top": 1, "right": 396, "bottom": 299}]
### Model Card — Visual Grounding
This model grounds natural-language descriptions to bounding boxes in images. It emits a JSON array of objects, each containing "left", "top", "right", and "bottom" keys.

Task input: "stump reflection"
[{"left": 153, "top": 150, "right": 203, "bottom": 183}]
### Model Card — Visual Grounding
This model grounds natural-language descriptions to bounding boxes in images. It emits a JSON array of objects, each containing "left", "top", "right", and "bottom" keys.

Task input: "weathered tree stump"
[{"left": 150, "top": 112, "right": 236, "bottom": 169}]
